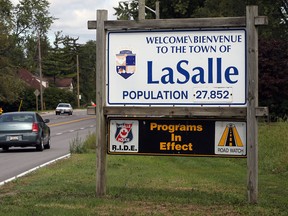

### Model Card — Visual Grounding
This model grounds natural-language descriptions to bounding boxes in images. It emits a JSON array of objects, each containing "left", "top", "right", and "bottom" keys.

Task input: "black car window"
[
  {"left": 0, "top": 115, "right": 13, "bottom": 122},
  {"left": 36, "top": 113, "right": 44, "bottom": 123},
  {"left": 25, "top": 115, "right": 34, "bottom": 122}
]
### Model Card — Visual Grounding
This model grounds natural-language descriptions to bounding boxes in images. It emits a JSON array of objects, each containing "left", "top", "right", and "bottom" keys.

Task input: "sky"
[{"left": 11, "top": 0, "right": 120, "bottom": 44}]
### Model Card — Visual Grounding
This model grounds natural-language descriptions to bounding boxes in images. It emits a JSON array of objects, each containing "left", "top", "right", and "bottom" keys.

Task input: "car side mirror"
[{"left": 44, "top": 119, "right": 50, "bottom": 123}]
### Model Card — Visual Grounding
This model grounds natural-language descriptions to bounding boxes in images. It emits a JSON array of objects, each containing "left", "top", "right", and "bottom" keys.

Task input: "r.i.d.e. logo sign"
[
  {"left": 115, "top": 123, "right": 133, "bottom": 144},
  {"left": 109, "top": 120, "right": 139, "bottom": 153}
]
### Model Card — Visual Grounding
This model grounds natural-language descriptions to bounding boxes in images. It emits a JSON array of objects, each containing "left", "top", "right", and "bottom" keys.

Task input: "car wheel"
[
  {"left": 36, "top": 138, "right": 44, "bottom": 151},
  {"left": 2, "top": 146, "right": 9, "bottom": 151},
  {"left": 44, "top": 138, "right": 51, "bottom": 149}
]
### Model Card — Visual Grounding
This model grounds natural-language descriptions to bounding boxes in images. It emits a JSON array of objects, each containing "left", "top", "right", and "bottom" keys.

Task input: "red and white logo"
[{"left": 115, "top": 123, "right": 133, "bottom": 144}]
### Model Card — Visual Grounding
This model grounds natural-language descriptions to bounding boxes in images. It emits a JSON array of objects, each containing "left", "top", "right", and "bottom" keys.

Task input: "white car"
[{"left": 55, "top": 103, "right": 73, "bottom": 115}]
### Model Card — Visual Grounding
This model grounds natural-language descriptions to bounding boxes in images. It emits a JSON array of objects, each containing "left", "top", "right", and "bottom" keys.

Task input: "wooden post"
[
  {"left": 36, "top": 95, "right": 38, "bottom": 111},
  {"left": 156, "top": 1, "right": 160, "bottom": 19},
  {"left": 139, "top": 0, "right": 145, "bottom": 20},
  {"left": 95, "top": 10, "right": 107, "bottom": 197},
  {"left": 246, "top": 5, "right": 259, "bottom": 204},
  {"left": 38, "top": 31, "right": 44, "bottom": 111}
]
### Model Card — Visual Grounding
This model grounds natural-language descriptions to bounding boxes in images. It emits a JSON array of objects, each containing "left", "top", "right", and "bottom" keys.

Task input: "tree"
[
  {"left": 12, "top": 0, "right": 54, "bottom": 38},
  {"left": 193, "top": 0, "right": 288, "bottom": 39},
  {"left": 194, "top": 0, "right": 246, "bottom": 17},
  {"left": 10, "top": 0, "right": 55, "bottom": 69},
  {"left": 43, "top": 32, "right": 79, "bottom": 84},
  {"left": 154, "top": 0, "right": 205, "bottom": 19},
  {"left": 77, "top": 40, "right": 97, "bottom": 105},
  {"left": 0, "top": 74, "right": 26, "bottom": 104},
  {"left": 114, "top": 0, "right": 138, "bottom": 20},
  {"left": 259, "top": 39, "right": 288, "bottom": 120},
  {"left": 113, "top": 0, "right": 205, "bottom": 20},
  {"left": 282, "top": 0, "right": 288, "bottom": 24},
  {"left": 0, "top": 0, "right": 26, "bottom": 105},
  {"left": 0, "top": 23, "right": 12, "bottom": 71},
  {"left": 0, "top": 0, "right": 13, "bottom": 29},
  {"left": 0, "top": 0, "right": 14, "bottom": 71},
  {"left": 113, "top": 0, "right": 287, "bottom": 38},
  {"left": 0, "top": 0, "right": 56, "bottom": 108},
  {"left": 256, "top": 0, "right": 288, "bottom": 39},
  {"left": 44, "top": 87, "right": 76, "bottom": 110}
]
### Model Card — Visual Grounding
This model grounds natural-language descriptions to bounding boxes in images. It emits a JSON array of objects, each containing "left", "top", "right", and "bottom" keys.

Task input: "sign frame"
[{"left": 108, "top": 117, "right": 247, "bottom": 158}]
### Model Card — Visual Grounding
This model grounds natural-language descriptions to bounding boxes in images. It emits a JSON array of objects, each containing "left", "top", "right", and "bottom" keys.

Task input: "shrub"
[{"left": 69, "top": 132, "right": 96, "bottom": 154}]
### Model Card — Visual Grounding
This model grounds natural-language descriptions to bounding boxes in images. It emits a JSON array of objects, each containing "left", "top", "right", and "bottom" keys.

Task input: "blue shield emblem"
[
  {"left": 115, "top": 123, "right": 133, "bottom": 144},
  {"left": 116, "top": 50, "right": 136, "bottom": 79}
]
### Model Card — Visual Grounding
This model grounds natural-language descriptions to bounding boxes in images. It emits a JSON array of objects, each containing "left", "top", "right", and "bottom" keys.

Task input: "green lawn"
[{"left": 0, "top": 122, "right": 287, "bottom": 215}]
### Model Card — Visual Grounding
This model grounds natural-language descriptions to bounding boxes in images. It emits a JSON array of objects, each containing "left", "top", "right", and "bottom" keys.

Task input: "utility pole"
[
  {"left": 155, "top": 1, "right": 160, "bottom": 19},
  {"left": 138, "top": 0, "right": 145, "bottom": 20},
  {"left": 139, "top": 0, "right": 160, "bottom": 20},
  {"left": 77, "top": 54, "right": 80, "bottom": 108},
  {"left": 38, "top": 31, "right": 44, "bottom": 111}
]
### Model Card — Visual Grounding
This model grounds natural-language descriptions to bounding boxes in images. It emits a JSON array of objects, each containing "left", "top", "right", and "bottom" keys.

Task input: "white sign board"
[{"left": 107, "top": 29, "right": 246, "bottom": 106}]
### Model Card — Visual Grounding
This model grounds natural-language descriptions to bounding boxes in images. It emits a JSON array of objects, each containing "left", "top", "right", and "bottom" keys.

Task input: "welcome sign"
[{"left": 107, "top": 29, "right": 246, "bottom": 106}]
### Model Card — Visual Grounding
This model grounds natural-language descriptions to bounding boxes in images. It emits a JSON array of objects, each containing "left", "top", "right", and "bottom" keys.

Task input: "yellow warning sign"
[{"left": 218, "top": 123, "right": 244, "bottom": 147}]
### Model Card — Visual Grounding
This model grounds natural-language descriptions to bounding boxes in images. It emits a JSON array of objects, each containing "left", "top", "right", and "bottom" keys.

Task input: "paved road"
[{"left": 0, "top": 110, "right": 96, "bottom": 183}]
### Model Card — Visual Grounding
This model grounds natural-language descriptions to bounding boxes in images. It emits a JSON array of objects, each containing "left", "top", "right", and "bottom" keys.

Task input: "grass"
[{"left": 0, "top": 122, "right": 287, "bottom": 215}]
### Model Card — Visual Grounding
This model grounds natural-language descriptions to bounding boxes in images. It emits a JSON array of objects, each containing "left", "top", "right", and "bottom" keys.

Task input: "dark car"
[
  {"left": 0, "top": 112, "right": 50, "bottom": 151},
  {"left": 55, "top": 103, "right": 73, "bottom": 115}
]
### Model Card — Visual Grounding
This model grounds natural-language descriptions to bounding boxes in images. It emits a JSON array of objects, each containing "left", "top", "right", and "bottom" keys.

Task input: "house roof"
[
  {"left": 18, "top": 68, "right": 73, "bottom": 89},
  {"left": 17, "top": 69, "right": 43, "bottom": 90},
  {"left": 46, "top": 77, "right": 73, "bottom": 88},
  {"left": 55, "top": 78, "right": 73, "bottom": 88}
]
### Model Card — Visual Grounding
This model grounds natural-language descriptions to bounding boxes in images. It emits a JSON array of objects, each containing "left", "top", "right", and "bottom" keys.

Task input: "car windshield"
[
  {"left": 58, "top": 104, "right": 70, "bottom": 107},
  {"left": 0, "top": 114, "right": 34, "bottom": 122}
]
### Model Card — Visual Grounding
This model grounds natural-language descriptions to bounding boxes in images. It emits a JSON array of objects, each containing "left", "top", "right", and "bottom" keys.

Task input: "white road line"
[{"left": 0, "top": 154, "right": 71, "bottom": 186}]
